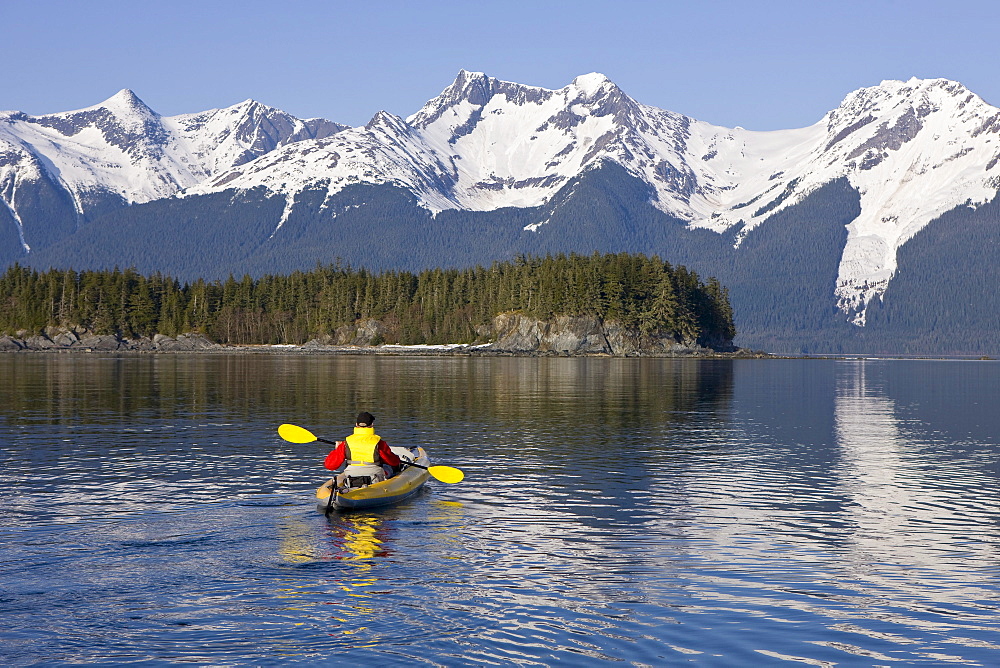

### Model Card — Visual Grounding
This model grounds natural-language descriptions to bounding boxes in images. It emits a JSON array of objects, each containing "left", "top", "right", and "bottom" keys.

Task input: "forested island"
[{"left": 0, "top": 253, "right": 739, "bottom": 355}]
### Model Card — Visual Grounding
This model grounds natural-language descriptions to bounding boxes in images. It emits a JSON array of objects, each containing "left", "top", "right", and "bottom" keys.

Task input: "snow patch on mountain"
[{"left": 0, "top": 183, "right": 31, "bottom": 252}]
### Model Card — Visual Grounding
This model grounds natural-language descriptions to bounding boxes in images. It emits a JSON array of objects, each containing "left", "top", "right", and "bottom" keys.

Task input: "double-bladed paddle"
[{"left": 277, "top": 423, "right": 465, "bottom": 484}]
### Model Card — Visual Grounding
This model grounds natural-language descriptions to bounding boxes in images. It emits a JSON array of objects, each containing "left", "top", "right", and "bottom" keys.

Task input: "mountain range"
[{"left": 3, "top": 71, "right": 999, "bottom": 354}]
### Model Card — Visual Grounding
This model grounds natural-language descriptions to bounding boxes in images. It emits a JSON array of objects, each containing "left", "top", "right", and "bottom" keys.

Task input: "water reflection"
[
  {"left": 329, "top": 514, "right": 392, "bottom": 565},
  {"left": 0, "top": 355, "right": 733, "bottom": 433},
  {"left": 834, "top": 359, "right": 1000, "bottom": 591},
  {"left": 277, "top": 512, "right": 395, "bottom": 568},
  {"left": 322, "top": 514, "right": 391, "bottom": 643},
  {"left": 835, "top": 360, "right": 917, "bottom": 559}
]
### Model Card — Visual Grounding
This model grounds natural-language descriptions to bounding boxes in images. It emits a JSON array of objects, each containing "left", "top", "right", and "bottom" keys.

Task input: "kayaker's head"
[{"left": 356, "top": 411, "right": 375, "bottom": 427}]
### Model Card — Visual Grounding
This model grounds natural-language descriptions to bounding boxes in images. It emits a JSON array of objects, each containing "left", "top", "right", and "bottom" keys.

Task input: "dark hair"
[{"left": 356, "top": 411, "right": 375, "bottom": 426}]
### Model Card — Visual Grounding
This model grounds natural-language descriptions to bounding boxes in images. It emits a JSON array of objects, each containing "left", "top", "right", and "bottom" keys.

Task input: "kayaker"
[{"left": 324, "top": 412, "right": 402, "bottom": 487}]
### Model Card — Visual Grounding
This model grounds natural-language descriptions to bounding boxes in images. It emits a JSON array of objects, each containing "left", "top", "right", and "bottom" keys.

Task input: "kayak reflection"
[
  {"left": 328, "top": 514, "right": 392, "bottom": 569},
  {"left": 275, "top": 513, "right": 393, "bottom": 566}
]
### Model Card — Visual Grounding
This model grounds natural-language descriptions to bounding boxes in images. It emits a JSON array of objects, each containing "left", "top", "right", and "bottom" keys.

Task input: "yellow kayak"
[{"left": 316, "top": 446, "right": 431, "bottom": 511}]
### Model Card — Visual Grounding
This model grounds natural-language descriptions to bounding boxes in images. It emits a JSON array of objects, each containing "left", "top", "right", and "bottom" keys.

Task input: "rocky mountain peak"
[
  {"left": 365, "top": 110, "right": 410, "bottom": 133},
  {"left": 568, "top": 73, "right": 642, "bottom": 127},
  {"left": 409, "top": 70, "right": 554, "bottom": 130},
  {"left": 102, "top": 88, "right": 151, "bottom": 111},
  {"left": 418, "top": 69, "right": 497, "bottom": 114},
  {"left": 826, "top": 77, "right": 980, "bottom": 130},
  {"left": 450, "top": 69, "right": 494, "bottom": 105},
  {"left": 570, "top": 72, "right": 616, "bottom": 98}
]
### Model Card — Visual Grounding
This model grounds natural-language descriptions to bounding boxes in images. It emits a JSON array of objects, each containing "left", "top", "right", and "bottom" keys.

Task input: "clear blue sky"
[{"left": 4, "top": 0, "right": 997, "bottom": 130}]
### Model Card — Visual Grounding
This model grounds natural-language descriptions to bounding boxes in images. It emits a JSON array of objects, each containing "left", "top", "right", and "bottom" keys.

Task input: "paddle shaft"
[
  {"left": 315, "top": 435, "right": 434, "bottom": 473},
  {"left": 324, "top": 479, "right": 336, "bottom": 514}
]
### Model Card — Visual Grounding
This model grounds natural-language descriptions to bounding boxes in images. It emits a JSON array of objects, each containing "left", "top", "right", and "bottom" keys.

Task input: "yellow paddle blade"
[
  {"left": 278, "top": 423, "right": 317, "bottom": 444},
  {"left": 428, "top": 465, "right": 464, "bottom": 484}
]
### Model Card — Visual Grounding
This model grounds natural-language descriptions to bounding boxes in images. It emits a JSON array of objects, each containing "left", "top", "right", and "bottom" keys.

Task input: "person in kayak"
[{"left": 324, "top": 412, "right": 402, "bottom": 488}]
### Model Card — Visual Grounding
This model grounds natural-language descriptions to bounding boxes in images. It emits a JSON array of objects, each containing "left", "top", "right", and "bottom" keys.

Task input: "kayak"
[{"left": 316, "top": 446, "right": 431, "bottom": 511}]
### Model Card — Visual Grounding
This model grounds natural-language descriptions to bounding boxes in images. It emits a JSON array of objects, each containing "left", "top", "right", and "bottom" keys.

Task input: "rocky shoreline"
[
  {"left": 1, "top": 315, "right": 766, "bottom": 358},
  {"left": 0, "top": 330, "right": 221, "bottom": 353}
]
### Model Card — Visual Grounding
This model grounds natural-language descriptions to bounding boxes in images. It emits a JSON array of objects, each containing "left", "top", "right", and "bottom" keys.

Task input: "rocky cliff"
[
  {"left": 1, "top": 315, "right": 738, "bottom": 356},
  {"left": 486, "top": 313, "right": 734, "bottom": 355},
  {"left": 0, "top": 327, "right": 219, "bottom": 352},
  {"left": 307, "top": 312, "right": 735, "bottom": 355}
]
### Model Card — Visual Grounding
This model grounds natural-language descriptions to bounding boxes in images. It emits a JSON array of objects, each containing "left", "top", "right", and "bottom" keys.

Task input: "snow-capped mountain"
[
  {"left": 181, "top": 71, "right": 1000, "bottom": 327},
  {"left": 190, "top": 70, "right": 702, "bottom": 213},
  {"left": 3, "top": 72, "right": 1000, "bottom": 350},
  {"left": 692, "top": 78, "right": 1000, "bottom": 325},
  {"left": 0, "top": 90, "right": 346, "bottom": 249}
]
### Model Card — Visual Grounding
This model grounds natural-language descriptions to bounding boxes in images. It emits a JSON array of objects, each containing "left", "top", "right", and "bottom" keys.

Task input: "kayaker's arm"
[
  {"left": 376, "top": 440, "right": 402, "bottom": 473},
  {"left": 323, "top": 441, "right": 347, "bottom": 470}
]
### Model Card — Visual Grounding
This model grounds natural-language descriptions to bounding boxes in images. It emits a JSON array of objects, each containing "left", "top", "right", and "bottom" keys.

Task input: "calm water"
[{"left": 1, "top": 354, "right": 999, "bottom": 666}]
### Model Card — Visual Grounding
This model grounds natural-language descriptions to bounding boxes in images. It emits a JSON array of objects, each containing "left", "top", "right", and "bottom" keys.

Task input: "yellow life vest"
[{"left": 345, "top": 426, "right": 382, "bottom": 465}]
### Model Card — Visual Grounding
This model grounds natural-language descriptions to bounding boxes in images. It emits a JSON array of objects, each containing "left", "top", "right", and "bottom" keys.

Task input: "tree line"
[{"left": 0, "top": 252, "right": 735, "bottom": 345}]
